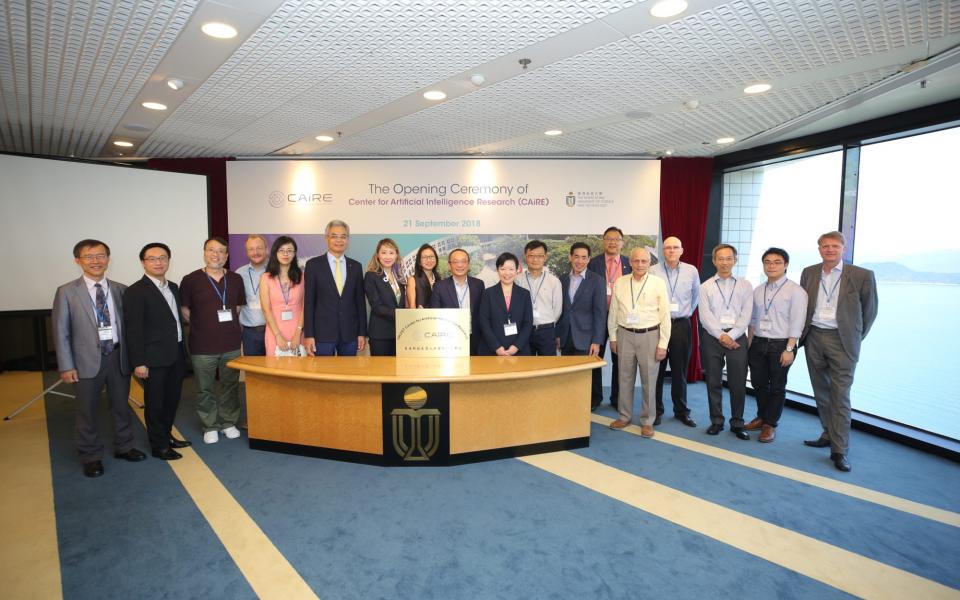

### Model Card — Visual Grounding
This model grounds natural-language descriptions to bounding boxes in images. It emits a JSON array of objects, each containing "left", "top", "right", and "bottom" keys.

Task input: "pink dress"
[{"left": 264, "top": 275, "right": 304, "bottom": 355}]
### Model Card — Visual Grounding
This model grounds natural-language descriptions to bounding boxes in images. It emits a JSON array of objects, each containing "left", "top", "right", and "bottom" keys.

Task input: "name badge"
[
  {"left": 720, "top": 312, "right": 736, "bottom": 327},
  {"left": 669, "top": 302, "right": 680, "bottom": 313},
  {"left": 532, "top": 308, "right": 541, "bottom": 319},
  {"left": 758, "top": 318, "right": 772, "bottom": 333},
  {"left": 817, "top": 306, "right": 836, "bottom": 321},
  {"left": 248, "top": 300, "right": 261, "bottom": 310},
  {"left": 97, "top": 325, "right": 113, "bottom": 341},
  {"left": 281, "top": 310, "right": 294, "bottom": 321},
  {"left": 626, "top": 314, "right": 641, "bottom": 326},
  {"left": 218, "top": 309, "right": 233, "bottom": 322},
  {"left": 503, "top": 322, "right": 518, "bottom": 336}
]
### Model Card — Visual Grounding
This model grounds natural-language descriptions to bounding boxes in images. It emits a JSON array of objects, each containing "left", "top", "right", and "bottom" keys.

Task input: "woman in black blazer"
[
  {"left": 405, "top": 243, "right": 441, "bottom": 308},
  {"left": 363, "top": 238, "right": 406, "bottom": 356},
  {"left": 478, "top": 252, "right": 533, "bottom": 356}
]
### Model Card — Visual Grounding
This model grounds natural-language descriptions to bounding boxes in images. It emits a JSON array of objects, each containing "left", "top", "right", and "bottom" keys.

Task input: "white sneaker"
[
  {"left": 222, "top": 426, "right": 241, "bottom": 439},
  {"left": 203, "top": 431, "right": 219, "bottom": 444}
]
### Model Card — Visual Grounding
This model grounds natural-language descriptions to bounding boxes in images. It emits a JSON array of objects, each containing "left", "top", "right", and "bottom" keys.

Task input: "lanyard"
[
  {"left": 247, "top": 267, "right": 260, "bottom": 296},
  {"left": 763, "top": 280, "right": 785, "bottom": 315},
  {"left": 525, "top": 272, "right": 545, "bottom": 307},
  {"left": 630, "top": 275, "right": 649, "bottom": 309},
  {"left": 820, "top": 272, "right": 841, "bottom": 304},
  {"left": 280, "top": 278, "right": 292, "bottom": 307},
  {"left": 456, "top": 282, "right": 469, "bottom": 307},
  {"left": 715, "top": 276, "right": 737, "bottom": 312},
  {"left": 206, "top": 273, "right": 228, "bottom": 309},
  {"left": 665, "top": 265, "right": 680, "bottom": 299}
]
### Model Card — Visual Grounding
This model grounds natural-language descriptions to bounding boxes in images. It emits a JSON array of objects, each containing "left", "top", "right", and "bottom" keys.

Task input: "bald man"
[
  {"left": 607, "top": 248, "right": 671, "bottom": 438},
  {"left": 649, "top": 237, "right": 699, "bottom": 427}
]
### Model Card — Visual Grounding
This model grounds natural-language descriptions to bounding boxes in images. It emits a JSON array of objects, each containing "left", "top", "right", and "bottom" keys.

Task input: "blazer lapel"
[
  {"left": 319, "top": 253, "right": 338, "bottom": 293},
  {"left": 71, "top": 278, "right": 99, "bottom": 330},
  {"left": 571, "top": 271, "right": 589, "bottom": 305}
]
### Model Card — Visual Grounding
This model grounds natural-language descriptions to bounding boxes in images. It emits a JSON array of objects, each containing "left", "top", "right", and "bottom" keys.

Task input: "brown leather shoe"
[
  {"left": 640, "top": 425, "right": 655, "bottom": 438},
  {"left": 609, "top": 419, "right": 630, "bottom": 430},
  {"left": 759, "top": 424, "right": 776, "bottom": 443},
  {"left": 745, "top": 417, "right": 764, "bottom": 431}
]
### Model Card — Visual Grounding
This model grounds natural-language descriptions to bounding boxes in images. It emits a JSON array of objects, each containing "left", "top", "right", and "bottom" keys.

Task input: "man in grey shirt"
[{"left": 237, "top": 234, "right": 269, "bottom": 356}]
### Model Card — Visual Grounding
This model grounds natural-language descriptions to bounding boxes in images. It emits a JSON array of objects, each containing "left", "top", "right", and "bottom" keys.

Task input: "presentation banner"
[{"left": 226, "top": 159, "right": 660, "bottom": 278}]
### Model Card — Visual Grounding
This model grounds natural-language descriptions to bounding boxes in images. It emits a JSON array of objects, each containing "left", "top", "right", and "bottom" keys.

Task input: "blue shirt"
[
  {"left": 811, "top": 261, "right": 843, "bottom": 329},
  {"left": 650, "top": 261, "right": 700, "bottom": 319},
  {"left": 237, "top": 263, "right": 267, "bottom": 327},
  {"left": 750, "top": 276, "right": 807, "bottom": 339},
  {"left": 699, "top": 275, "right": 753, "bottom": 340}
]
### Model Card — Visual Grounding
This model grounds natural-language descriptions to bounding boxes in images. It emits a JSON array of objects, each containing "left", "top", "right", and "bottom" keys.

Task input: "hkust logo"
[
  {"left": 565, "top": 191, "right": 576, "bottom": 207},
  {"left": 268, "top": 190, "right": 334, "bottom": 208},
  {"left": 391, "top": 386, "right": 441, "bottom": 461}
]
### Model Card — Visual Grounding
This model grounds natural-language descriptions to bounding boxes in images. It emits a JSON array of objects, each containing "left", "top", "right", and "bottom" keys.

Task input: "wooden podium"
[{"left": 228, "top": 355, "right": 604, "bottom": 466}]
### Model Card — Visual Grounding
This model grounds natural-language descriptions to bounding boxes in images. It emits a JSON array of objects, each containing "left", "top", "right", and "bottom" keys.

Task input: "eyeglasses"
[
  {"left": 603, "top": 237, "right": 623, "bottom": 243},
  {"left": 143, "top": 256, "right": 169, "bottom": 263},
  {"left": 79, "top": 254, "right": 108, "bottom": 261},
  {"left": 762, "top": 260, "right": 785, "bottom": 266},
  {"left": 277, "top": 248, "right": 296, "bottom": 255},
  {"left": 205, "top": 248, "right": 227, "bottom": 255},
  {"left": 526, "top": 253, "right": 546, "bottom": 259},
  {"left": 328, "top": 234, "right": 348, "bottom": 241}
]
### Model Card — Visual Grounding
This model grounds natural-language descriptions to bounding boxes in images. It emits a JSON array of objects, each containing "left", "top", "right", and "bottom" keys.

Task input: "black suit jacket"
[
  {"left": 430, "top": 276, "right": 484, "bottom": 332},
  {"left": 558, "top": 270, "right": 607, "bottom": 351},
  {"left": 123, "top": 276, "right": 183, "bottom": 368},
  {"left": 364, "top": 271, "right": 405, "bottom": 341},
  {"left": 587, "top": 253, "right": 630, "bottom": 344},
  {"left": 478, "top": 284, "right": 533, "bottom": 355},
  {"left": 304, "top": 253, "right": 367, "bottom": 343}
]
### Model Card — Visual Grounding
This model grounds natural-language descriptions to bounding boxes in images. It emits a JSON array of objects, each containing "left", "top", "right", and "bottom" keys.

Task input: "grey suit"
[
  {"left": 52, "top": 277, "right": 135, "bottom": 462},
  {"left": 799, "top": 263, "right": 879, "bottom": 454}
]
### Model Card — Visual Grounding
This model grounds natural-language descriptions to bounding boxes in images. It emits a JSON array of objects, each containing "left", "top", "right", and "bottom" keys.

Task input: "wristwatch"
[{"left": 785, "top": 346, "right": 796, "bottom": 353}]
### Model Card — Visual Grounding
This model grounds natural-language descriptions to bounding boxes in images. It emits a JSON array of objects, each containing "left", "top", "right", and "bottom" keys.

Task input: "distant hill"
[{"left": 862, "top": 262, "right": 960, "bottom": 284}]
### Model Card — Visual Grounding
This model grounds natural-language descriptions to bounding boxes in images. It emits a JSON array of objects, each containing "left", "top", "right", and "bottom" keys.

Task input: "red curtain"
[
  {"left": 147, "top": 158, "right": 231, "bottom": 241},
  {"left": 659, "top": 157, "right": 714, "bottom": 382}
]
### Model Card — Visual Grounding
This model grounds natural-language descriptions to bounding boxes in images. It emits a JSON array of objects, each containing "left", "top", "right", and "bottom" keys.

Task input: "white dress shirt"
[{"left": 699, "top": 275, "right": 753, "bottom": 340}]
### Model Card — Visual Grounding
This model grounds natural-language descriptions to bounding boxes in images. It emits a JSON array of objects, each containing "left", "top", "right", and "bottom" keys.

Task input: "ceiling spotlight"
[
  {"left": 315, "top": 135, "right": 335, "bottom": 142},
  {"left": 423, "top": 90, "right": 446, "bottom": 101},
  {"left": 142, "top": 101, "right": 167, "bottom": 110},
  {"left": 683, "top": 99, "right": 700, "bottom": 110},
  {"left": 650, "top": 0, "right": 688, "bottom": 18},
  {"left": 716, "top": 137, "right": 736, "bottom": 144},
  {"left": 201, "top": 22, "right": 238, "bottom": 39},
  {"left": 544, "top": 130, "right": 563, "bottom": 136},
  {"left": 665, "top": 149, "right": 674, "bottom": 155},
  {"left": 469, "top": 73, "right": 485, "bottom": 86},
  {"left": 166, "top": 78, "right": 185, "bottom": 91},
  {"left": 743, "top": 83, "right": 772, "bottom": 94},
  {"left": 113, "top": 140, "right": 134, "bottom": 147}
]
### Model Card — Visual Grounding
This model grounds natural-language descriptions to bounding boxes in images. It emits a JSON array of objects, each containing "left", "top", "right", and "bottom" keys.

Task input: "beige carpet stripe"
[
  {"left": 591, "top": 414, "right": 960, "bottom": 527},
  {"left": 129, "top": 380, "right": 318, "bottom": 600},
  {"left": 0, "top": 372, "right": 63, "bottom": 600},
  {"left": 520, "top": 451, "right": 959, "bottom": 599}
]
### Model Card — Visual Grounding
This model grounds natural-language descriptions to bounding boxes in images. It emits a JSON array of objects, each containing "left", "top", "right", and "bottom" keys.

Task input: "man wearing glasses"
[
  {"left": 746, "top": 248, "right": 807, "bottom": 444},
  {"left": 124, "top": 242, "right": 190, "bottom": 460},
  {"left": 588, "top": 226, "right": 631, "bottom": 409},
  {"left": 303, "top": 220, "right": 367, "bottom": 356},
  {"left": 53, "top": 239, "right": 146, "bottom": 477},
  {"left": 431, "top": 248, "right": 484, "bottom": 355},
  {"left": 515, "top": 240, "right": 563, "bottom": 356},
  {"left": 179, "top": 237, "right": 247, "bottom": 444}
]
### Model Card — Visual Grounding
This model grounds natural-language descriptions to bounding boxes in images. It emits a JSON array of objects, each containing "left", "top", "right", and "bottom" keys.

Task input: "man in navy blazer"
[
  {"left": 430, "top": 248, "right": 484, "bottom": 355},
  {"left": 558, "top": 242, "right": 607, "bottom": 409},
  {"left": 587, "top": 226, "right": 632, "bottom": 408},
  {"left": 53, "top": 239, "right": 145, "bottom": 477},
  {"left": 303, "top": 220, "right": 367, "bottom": 356}
]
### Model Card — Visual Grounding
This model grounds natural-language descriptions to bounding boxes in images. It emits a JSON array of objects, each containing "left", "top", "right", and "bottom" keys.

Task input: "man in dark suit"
[
  {"left": 799, "top": 231, "right": 878, "bottom": 472},
  {"left": 587, "top": 226, "right": 631, "bottom": 408},
  {"left": 123, "top": 242, "right": 190, "bottom": 461},
  {"left": 303, "top": 220, "right": 367, "bottom": 356},
  {"left": 430, "top": 248, "right": 484, "bottom": 355},
  {"left": 53, "top": 239, "right": 146, "bottom": 478},
  {"left": 558, "top": 242, "right": 607, "bottom": 409}
]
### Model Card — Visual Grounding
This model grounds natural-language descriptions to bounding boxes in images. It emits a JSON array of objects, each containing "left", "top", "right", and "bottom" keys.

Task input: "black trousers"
[
  {"left": 655, "top": 317, "right": 692, "bottom": 417},
  {"left": 597, "top": 342, "right": 619, "bottom": 404},
  {"left": 530, "top": 326, "right": 558, "bottom": 356},
  {"left": 369, "top": 338, "right": 396, "bottom": 356},
  {"left": 748, "top": 337, "right": 791, "bottom": 427},
  {"left": 700, "top": 332, "right": 747, "bottom": 427},
  {"left": 73, "top": 347, "right": 134, "bottom": 462},
  {"left": 561, "top": 340, "right": 602, "bottom": 409},
  {"left": 143, "top": 346, "right": 186, "bottom": 452}
]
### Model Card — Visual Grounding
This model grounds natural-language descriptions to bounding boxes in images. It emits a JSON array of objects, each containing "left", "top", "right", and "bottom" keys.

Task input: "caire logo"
[
  {"left": 565, "top": 191, "right": 576, "bottom": 207},
  {"left": 267, "top": 191, "right": 334, "bottom": 207},
  {"left": 390, "top": 386, "right": 441, "bottom": 461}
]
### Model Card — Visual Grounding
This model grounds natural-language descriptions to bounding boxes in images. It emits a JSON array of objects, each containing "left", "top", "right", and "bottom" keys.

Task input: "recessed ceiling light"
[
  {"left": 141, "top": 101, "right": 167, "bottom": 110},
  {"left": 743, "top": 83, "right": 772, "bottom": 94},
  {"left": 469, "top": 74, "right": 485, "bottom": 86},
  {"left": 665, "top": 150, "right": 674, "bottom": 155},
  {"left": 201, "top": 22, "right": 237, "bottom": 39},
  {"left": 315, "top": 135, "right": 335, "bottom": 142},
  {"left": 650, "top": 0, "right": 688, "bottom": 18},
  {"left": 113, "top": 140, "right": 134, "bottom": 147},
  {"left": 423, "top": 90, "right": 446, "bottom": 101},
  {"left": 717, "top": 137, "right": 736, "bottom": 144},
  {"left": 544, "top": 130, "right": 563, "bottom": 136},
  {"left": 166, "top": 78, "right": 185, "bottom": 91}
]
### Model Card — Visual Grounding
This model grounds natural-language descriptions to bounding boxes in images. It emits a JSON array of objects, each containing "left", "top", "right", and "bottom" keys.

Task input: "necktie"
[
  {"left": 335, "top": 258, "right": 344, "bottom": 295},
  {"left": 94, "top": 283, "right": 114, "bottom": 355}
]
